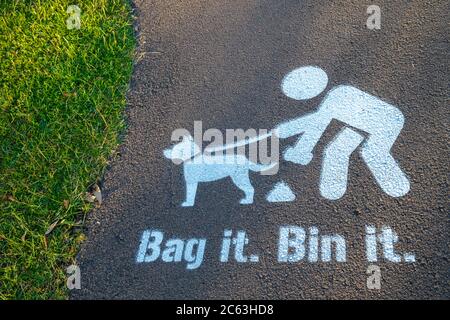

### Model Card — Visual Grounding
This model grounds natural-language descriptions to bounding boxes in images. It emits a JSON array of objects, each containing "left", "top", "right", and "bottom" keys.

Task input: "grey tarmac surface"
[{"left": 72, "top": 0, "right": 448, "bottom": 299}]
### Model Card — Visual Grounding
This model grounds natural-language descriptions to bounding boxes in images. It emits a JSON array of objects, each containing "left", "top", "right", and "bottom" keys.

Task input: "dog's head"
[{"left": 163, "top": 134, "right": 201, "bottom": 164}]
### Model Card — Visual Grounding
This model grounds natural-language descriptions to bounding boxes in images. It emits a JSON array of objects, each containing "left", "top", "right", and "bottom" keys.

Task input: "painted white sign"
[
  {"left": 276, "top": 66, "right": 410, "bottom": 200},
  {"left": 164, "top": 65, "right": 410, "bottom": 207},
  {"left": 136, "top": 225, "right": 416, "bottom": 268},
  {"left": 163, "top": 134, "right": 277, "bottom": 206}
]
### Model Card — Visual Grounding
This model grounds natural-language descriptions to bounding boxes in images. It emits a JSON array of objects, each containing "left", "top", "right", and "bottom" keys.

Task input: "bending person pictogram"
[{"left": 275, "top": 66, "right": 410, "bottom": 200}]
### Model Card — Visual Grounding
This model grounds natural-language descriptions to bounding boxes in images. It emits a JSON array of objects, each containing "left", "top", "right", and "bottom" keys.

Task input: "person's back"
[{"left": 322, "top": 85, "right": 405, "bottom": 142}]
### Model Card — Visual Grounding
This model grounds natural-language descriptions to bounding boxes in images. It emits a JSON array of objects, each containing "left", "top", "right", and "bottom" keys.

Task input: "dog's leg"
[
  {"left": 232, "top": 172, "right": 254, "bottom": 204},
  {"left": 182, "top": 182, "right": 198, "bottom": 207}
]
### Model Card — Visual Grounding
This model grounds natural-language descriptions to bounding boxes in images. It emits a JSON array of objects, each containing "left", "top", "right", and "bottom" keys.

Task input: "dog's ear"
[{"left": 163, "top": 148, "right": 172, "bottom": 159}]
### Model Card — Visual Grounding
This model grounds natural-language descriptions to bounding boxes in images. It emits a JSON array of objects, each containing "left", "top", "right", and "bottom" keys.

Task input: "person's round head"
[{"left": 281, "top": 66, "right": 328, "bottom": 100}]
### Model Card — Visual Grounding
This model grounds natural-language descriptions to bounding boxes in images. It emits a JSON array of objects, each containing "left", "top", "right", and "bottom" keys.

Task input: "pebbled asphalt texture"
[{"left": 72, "top": 0, "right": 448, "bottom": 299}]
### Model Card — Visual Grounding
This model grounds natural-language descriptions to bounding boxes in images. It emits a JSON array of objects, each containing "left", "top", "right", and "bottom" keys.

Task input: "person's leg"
[
  {"left": 360, "top": 133, "right": 410, "bottom": 197},
  {"left": 231, "top": 172, "right": 254, "bottom": 204},
  {"left": 320, "top": 127, "right": 364, "bottom": 200}
]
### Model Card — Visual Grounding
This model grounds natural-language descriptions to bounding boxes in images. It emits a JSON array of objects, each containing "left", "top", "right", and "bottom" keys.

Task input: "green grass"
[{"left": 0, "top": 0, "right": 135, "bottom": 299}]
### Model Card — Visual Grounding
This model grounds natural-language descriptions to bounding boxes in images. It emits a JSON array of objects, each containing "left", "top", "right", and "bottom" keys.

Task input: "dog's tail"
[{"left": 249, "top": 162, "right": 278, "bottom": 172}]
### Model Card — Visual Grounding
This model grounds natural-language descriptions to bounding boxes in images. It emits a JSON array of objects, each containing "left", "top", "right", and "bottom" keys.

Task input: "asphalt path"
[{"left": 72, "top": 0, "right": 448, "bottom": 299}]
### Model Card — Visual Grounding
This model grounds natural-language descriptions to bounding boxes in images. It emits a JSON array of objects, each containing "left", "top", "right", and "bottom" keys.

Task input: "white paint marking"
[
  {"left": 320, "top": 127, "right": 364, "bottom": 200},
  {"left": 276, "top": 67, "right": 410, "bottom": 199},
  {"left": 164, "top": 134, "right": 276, "bottom": 206},
  {"left": 164, "top": 65, "right": 410, "bottom": 206},
  {"left": 278, "top": 226, "right": 346, "bottom": 263},
  {"left": 266, "top": 181, "right": 296, "bottom": 202},
  {"left": 281, "top": 66, "right": 328, "bottom": 100},
  {"left": 136, "top": 230, "right": 206, "bottom": 269}
]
